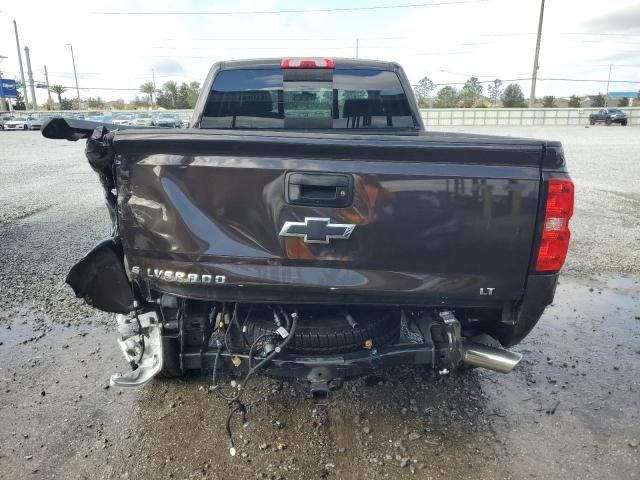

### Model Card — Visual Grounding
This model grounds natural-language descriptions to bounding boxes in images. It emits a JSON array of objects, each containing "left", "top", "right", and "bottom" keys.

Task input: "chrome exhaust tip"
[{"left": 463, "top": 343, "right": 523, "bottom": 374}]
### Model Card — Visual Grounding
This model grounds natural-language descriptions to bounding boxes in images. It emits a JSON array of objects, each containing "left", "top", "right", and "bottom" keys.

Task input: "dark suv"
[{"left": 589, "top": 108, "right": 628, "bottom": 126}]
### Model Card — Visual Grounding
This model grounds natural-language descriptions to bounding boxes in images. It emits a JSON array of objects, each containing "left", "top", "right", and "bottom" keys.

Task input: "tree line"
[
  {"left": 2, "top": 71, "right": 638, "bottom": 111},
  {"left": 4, "top": 80, "right": 201, "bottom": 111},
  {"left": 412, "top": 76, "right": 640, "bottom": 109},
  {"left": 138, "top": 81, "right": 200, "bottom": 110}
]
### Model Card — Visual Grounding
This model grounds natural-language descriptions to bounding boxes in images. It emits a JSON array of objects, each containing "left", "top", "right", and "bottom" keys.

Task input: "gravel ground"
[{"left": 0, "top": 127, "right": 639, "bottom": 480}]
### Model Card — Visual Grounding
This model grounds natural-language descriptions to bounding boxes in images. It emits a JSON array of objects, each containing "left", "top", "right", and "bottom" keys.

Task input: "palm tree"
[
  {"left": 50, "top": 85, "right": 66, "bottom": 107},
  {"left": 140, "top": 82, "right": 156, "bottom": 107},
  {"left": 163, "top": 81, "right": 178, "bottom": 108}
]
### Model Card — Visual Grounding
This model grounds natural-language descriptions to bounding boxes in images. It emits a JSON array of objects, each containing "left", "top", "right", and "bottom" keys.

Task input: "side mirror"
[{"left": 41, "top": 116, "right": 95, "bottom": 141}]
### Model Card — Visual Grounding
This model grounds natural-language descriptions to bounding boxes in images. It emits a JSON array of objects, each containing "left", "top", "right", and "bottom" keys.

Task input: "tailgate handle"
[{"left": 286, "top": 172, "right": 353, "bottom": 207}]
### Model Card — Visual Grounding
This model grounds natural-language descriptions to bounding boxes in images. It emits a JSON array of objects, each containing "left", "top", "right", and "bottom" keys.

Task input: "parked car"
[
  {"left": 85, "top": 112, "right": 113, "bottom": 124},
  {"left": 27, "top": 116, "right": 46, "bottom": 130},
  {"left": 155, "top": 112, "right": 182, "bottom": 128},
  {"left": 132, "top": 112, "right": 155, "bottom": 126},
  {"left": 3, "top": 116, "right": 29, "bottom": 130},
  {"left": 589, "top": 108, "right": 628, "bottom": 126},
  {"left": 0, "top": 115, "right": 14, "bottom": 130},
  {"left": 112, "top": 113, "right": 135, "bottom": 126},
  {"left": 43, "top": 58, "right": 573, "bottom": 405}
]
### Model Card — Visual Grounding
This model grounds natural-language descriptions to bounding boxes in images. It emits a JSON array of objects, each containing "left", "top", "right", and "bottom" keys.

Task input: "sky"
[{"left": 1, "top": 0, "right": 639, "bottom": 105}]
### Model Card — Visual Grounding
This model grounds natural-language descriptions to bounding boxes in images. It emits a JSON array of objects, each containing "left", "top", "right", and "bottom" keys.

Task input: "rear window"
[{"left": 201, "top": 68, "right": 416, "bottom": 130}]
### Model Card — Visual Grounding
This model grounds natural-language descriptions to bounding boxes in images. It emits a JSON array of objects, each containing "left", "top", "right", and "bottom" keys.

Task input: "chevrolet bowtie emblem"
[{"left": 279, "top": 217, "right": 355, "bottom": 244}]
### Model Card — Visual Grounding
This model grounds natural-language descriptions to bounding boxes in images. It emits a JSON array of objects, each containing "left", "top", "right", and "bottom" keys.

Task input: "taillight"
[
  {"left": 281, "top": 58, "right": 335, "bottom": 69},
  {"left": 536, "top": 178, "right": 574, "bottom": 272}
]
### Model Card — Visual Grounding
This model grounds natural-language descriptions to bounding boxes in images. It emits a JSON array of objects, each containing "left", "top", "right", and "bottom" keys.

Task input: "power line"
[
  {"left": 141, "top": 51, "right": 475, "bottom": 58},
  {"left": 91, "top": 0, "right": 490, "bottom": 15},
  {"left": 43, "top": 72, "right": 187, "bottom": 82},
  {"left": 560, "top": 32, "right": 640, "bottom": 37},
  {"left": 158, "top": 36, "right": 411, "bottom": 41},
  {"left": 439, "top": 69, "right": 530, "bottom": 77},
  {"left": 537, "top": 63, "right": 640, "bottom": 68},
  {"left": 479, "top": 31, "right": 640, "bottom": 37},
  {"left": 537, "top": 77, "right": 640, "bottom": 84},
  {"left": 148, "top": 41, "right": 496, "bottom": 51},
  {"left": 154, "top": 32, "right": 640, "bottom": 42},
  {"left": 150, "top": 46, "right": 361, "bottom": 51},
  {"left": 154, "top": 35, "right": 640, "bottom": 43},
  {"left": 53, "top": 85, "right": 141, "bottom": 91},
  {"left": 417, "top": 77, "right": 640, "bottom": 87}
]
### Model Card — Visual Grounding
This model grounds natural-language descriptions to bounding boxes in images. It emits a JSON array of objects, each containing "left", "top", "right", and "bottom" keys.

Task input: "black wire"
[
  {"left": 211, "top": 346, "right": 238, "bottom": 402},
  {"left": 239, "top": 305, "right": 253, "bottom": 348},
  {"left": 211, "top": 306, "right": 299, "bottom": 456},
  {"left": 211, "top": 332, "right": 270, "bottom": 401},
  {"left": 224, "top": 303, "right": 238, "bottom": 358},
  {"left": 230, "top": 308, "right": 298, "bottom": 414},
  {"left": 135, "top": 314, "right": 145, "bottom": 364},
  {"left": 178, "top": 298, "right": 187, "bottom": 374},
  {"left": 225, "top": 401, "right": 248, "bottom": 455},
  {"left": 157, "top": 303, "right": 180, "bottom": 339},
  {"left": 268, "top": 305, "right": 282, "bottom": 328},
  {"left": 158, "top": 302, "right": 167, "bottom": 324},
  {"left": 238, "top": 307, "right": 298, "bottom": 394},
  {"left": 211, "top": 305, "right": 221, "bottom": 329},
  {"left": 277, "top": 305, "right": 291, "bottom": 331},
  {"left": 248, "top": 333, "right": 272, "bottom": 370},
  {"left": 204, "top": 305, "right": 218, "bottom": 345}
]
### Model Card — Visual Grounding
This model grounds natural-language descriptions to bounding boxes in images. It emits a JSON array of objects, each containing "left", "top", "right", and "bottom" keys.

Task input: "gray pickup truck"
[{"left": 43, "top": 57, "right": 573, "bottom": 400}]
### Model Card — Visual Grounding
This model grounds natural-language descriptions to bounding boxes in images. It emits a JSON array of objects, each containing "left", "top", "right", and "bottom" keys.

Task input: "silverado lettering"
[{"left": 130, "top": 266, "right": 225, "bottom": 284}]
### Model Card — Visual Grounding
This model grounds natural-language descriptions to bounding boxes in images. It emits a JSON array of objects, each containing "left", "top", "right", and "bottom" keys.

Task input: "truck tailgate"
[{"left": 113, "top": 130, "right": 543, "bottom": 306}]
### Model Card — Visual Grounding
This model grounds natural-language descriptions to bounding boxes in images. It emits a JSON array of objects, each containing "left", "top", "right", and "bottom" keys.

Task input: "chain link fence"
[{"left": 421, "top": 107, "right": 640, "bottom": 127}]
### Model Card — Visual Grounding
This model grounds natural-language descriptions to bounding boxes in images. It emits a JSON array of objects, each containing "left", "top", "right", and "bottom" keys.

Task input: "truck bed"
[{"left": 113, "top": 128, "right": 548, "bottom": 307}]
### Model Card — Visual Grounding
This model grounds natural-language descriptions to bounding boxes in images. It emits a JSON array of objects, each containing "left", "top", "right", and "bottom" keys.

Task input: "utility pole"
[
  {"left": 24, "top": 46, "right": 37, "bottom": 110},
  {"left": 528, "top": 0, "right": 545, "bottom": 108},
  {"left": 356, "top": 39, "right": 359, "bottom": 59},
  {"left": 44, "top": 65, "right": 54, "bottom": 110},
  {"left": 66, "top": 43, "right": 81, "bottom": 110},
  {"left": 13, "top": 20, "right": 29, "bottom": 110},
  {"left": 152, "top": 68, "right": 156, "bottom": 109},
  {"left": 605, "top": 63, "right": 613, "bottom": 108},
  {"left": 0, "top": 54, "right": 7, "bottom": 111}
]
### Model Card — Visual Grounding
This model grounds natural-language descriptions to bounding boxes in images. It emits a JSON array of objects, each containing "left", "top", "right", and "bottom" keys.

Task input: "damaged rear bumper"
[
  {"left": 110, "top": 311, "right": 163, "bottom": 388},
  {"left": 181, "top": 329, "right": 521, "bottom": 391},
  {"left": 107, "top": 308, "right": 522, "bottom": 390}
]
